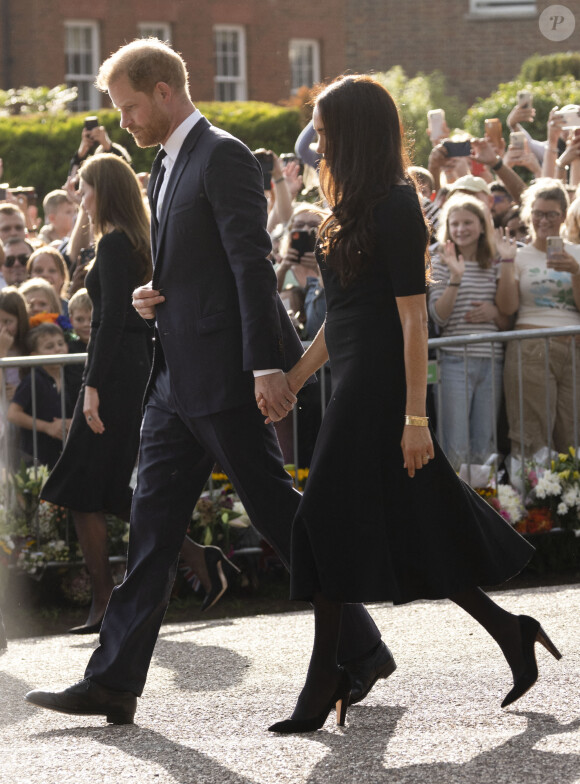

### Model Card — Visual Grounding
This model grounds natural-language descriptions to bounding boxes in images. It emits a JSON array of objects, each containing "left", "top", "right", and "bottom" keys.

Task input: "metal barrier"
[{"left": 1, "top": 324, "right": 579, "bottom": 492}]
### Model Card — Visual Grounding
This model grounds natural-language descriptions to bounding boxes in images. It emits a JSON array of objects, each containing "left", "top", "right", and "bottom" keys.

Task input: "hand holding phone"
[{"left": 546, "top": 236, "right": 564, "bottom": 264}]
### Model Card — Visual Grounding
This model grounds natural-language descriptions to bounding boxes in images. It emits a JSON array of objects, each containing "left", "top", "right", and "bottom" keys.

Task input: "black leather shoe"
[
  {"left": 25, "top": 678, "right": 137, "bottom": 724},
  {"left": 68, "top": 617, "right": 103, "bottom": 635},
  {"left": 343, "top": 641, "right": 397, "bottom": 705}
]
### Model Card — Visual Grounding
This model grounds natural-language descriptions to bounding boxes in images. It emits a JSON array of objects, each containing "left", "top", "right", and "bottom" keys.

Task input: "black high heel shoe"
[
  {"left": 201, "top": 546, "right": 240, "bottom": 612},
  {"left": 501, "top": 614, "right": 562, "bottom": 708},
  {"left": 268, "top": 667, "right": 351, "bottom": 733}
]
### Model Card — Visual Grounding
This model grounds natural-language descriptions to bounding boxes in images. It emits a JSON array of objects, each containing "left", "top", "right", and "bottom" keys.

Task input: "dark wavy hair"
[{"left": 315, "top": 75, "right": 426, "bottom": 286}]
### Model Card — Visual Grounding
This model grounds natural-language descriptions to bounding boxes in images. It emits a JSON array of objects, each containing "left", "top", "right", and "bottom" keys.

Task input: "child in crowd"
[
  {"left": 37, "top": 190, "right": 77, "bottom": 245},
  {"left": 67, "top": 288, "right": 92, "bottom": 349},
  {"left": 7, "top": 323, "right": 73, "bottom": 468},
  {"left": 19, "top": 278, "right": 62, "bottom": 317},
  {"left": 65, "top": 288, "right": 92, "bottom": 402},
  {"left": 0, "top": 287, "right": 30, "bottom": 402}
]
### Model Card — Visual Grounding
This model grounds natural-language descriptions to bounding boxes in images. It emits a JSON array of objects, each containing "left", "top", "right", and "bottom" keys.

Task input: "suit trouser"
[{"left": 85, "top": 365, "right": 381, "bottom": 695}]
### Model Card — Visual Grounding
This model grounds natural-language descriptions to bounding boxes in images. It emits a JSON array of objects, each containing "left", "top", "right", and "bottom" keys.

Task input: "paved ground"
[{"left": 1, "top": 584, "right": 579, "bottom": 784}]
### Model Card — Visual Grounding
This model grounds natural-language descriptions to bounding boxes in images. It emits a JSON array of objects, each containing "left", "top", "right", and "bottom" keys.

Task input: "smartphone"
[
  {"left": 8, "top": 185, "right": 37, "bottom": 206},
  {"left": 84, "top": 116, "right": 99, "bottom": 131},
  {"left": 517, "top": 90, "right": 533, "bottom": 109},
  {"left": 443, "top": 140, "right": 471, "bottom": 158},
  {"left": 254, "top": 150, "right": 274, "bottom": 190},
  {"left": 546, "top": 236, "right": 564, "bottom": 261},
  {"left": 428, "top": 109, "right": 446, "bottom": 140},
  {"left": 510, "top": 131, "right": 526, "bottom": 151},
  {"left": 0, "top": 183, "right": 8, "bottom": 200},
  {"left": 554, "top": 104, "right": 580, "bottom": 128},
  {"left": 279, "top": 152, "right": 304, "bottom": 176},
  {"left": 484, "top": 118, "right": 503, "bottom": 149},
  {"left": 290, "top": 229, "right": 317, "bottom": 259}
]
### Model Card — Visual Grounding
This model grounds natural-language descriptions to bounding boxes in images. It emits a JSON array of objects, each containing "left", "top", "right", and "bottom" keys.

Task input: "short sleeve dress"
[
  {"left": 41, "top": 230, "right": 152, "bottom": 517},
  {"left": 289, "top": 184, "right": 533, "bottom": 604}
]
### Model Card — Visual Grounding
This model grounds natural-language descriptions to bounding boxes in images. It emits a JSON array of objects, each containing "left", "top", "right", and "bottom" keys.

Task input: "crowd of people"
[{"left": 0, "top": 38, "right": 574, "bottom": 720}]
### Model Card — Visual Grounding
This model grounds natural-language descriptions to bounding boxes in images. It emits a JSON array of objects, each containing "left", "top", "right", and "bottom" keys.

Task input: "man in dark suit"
[{"left": 25, "top": 39, "right": 394, "bottom": 724}]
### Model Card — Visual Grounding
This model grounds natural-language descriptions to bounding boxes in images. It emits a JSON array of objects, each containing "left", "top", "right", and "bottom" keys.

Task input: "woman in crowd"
[
  {"left": 0, "top": 287, "right": 29, "bottom": 402},
  {"left": 27, "top": 247, "right": 70, "bottom": 315},
  {"left": 40, "top": 154, "right": 154, "bottom": 633},
  {"left": 428, "top": 194, "right": 510, "bottom": 467},
  {"left": 264, "top": 76, "right": 559, "bottom": 734},
  {"left": 496, "top": 178, "right": 580, "bottom": 457}
]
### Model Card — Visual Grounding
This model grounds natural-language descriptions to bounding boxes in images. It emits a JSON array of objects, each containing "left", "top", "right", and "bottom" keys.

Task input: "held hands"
[
  {"left": 255, "top": 371, "right": 298, "bottom": 424},
  {"left": 133, "top": 281, "right": 165, "bottom": 320},
  {"left": 83, "top": 385, "right": 105, "bottom": 434},
  {"left": 401, "top": 425, "right": 434, "bottom": 478}
]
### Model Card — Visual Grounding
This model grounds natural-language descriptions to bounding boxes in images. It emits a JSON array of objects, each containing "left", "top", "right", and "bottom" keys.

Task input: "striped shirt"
[{"left": 428, "top": 256, "right": 501, "bottom": 358}]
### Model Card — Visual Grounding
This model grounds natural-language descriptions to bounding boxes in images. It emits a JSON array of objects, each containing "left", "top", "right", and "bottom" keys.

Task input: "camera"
[
  {"left": 443, "top": 140, "right": 471, "bottom": 158},
  {"left": 290, "top": 229, "right": 317, "bottom": 260},
  {"left": 84, "top": 116, "right": 99, "bottom": 131},
  {"left": 8, "top": 186, "right": 37, "bottom": 207},
  {"left": 279, "top": 153, "right": 304, "bottom": 177},
  {"left": 253, "top": 149, "right": 274, "bottom": 191},
  {"left": 554, "top": 105, "right": 580, "bottom": 129}
]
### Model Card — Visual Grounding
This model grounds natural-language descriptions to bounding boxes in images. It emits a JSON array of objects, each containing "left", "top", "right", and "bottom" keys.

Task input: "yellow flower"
[
  {"left": 569, "top": 446, "right": 576, "bottom": 458},
  {"left": 558, "top": 470, "right": 570, "bottom": 480},
  {"left": 558, "top": 453, "right": 568, "bottom": 462}
]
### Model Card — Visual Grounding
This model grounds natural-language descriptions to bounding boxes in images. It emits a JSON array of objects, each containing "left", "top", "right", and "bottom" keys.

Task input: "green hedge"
[
  {"left": 0, "top": 101, "right": 302, "bottom": 205},
  {"left": 519, "top": 52, "right": 580, "bottom": 82},
  {"left": 463, "top": 75, "right": 580, "bottom": 145}
]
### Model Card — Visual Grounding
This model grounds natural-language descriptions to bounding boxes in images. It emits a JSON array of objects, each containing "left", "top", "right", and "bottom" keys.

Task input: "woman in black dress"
[
  {"left": 42, "top": 153, "right": 153, "bottom": 632},
  {"left": 265, "top": 77, "right": 561, "bottom": 734}
]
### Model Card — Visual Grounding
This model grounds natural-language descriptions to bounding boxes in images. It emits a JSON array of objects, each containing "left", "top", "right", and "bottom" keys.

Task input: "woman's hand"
[
  {"left": 298, "top": 251, "right": 320, "bottom": 276},
  {"left": 83, "top": 385, "right": 105, "bottom": 434},
  {"left": 546, "top": 249, "right": 580, "bottom": 276},
  {"left": 465, "top": 301, "right": 498, "bottom": 323},
  {"left": 401, "top": 425, "right": 434, "bottom": 478},
  {"left": 441, "top": 240, "right": 465, "bottom": 282},
  {"left": 494, "top": 227, "right": 517, "bottom": 261}
]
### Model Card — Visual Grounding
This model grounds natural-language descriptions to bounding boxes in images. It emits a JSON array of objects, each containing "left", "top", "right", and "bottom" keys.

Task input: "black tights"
[{"left": 291, "top": 586, "right": 523, "bottom": 721}]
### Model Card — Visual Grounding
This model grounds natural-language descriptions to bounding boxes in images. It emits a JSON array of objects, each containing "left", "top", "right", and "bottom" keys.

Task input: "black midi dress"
[
  {"left": 41, "top": 230, "right": 151, "bottom": 517},
  {"left": 289, "top": 185, "right": 534, "bottom": 604}
]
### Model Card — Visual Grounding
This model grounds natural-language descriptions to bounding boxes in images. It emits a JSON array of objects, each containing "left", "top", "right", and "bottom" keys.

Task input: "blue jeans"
[{"left": 436, "top": 353, "right": 504, "bottom": 469}]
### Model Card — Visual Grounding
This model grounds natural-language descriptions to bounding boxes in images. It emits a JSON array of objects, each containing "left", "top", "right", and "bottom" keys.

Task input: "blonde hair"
[
  {"left": 437, "top": 194, "right": 496, "bottom": 269},
  {"left": 27, "top": 246, "right": 70, "bottom": 297},
  {"left": 79, "top": 154, "right": 152, "bottom": 285},
  {"left": 564, "top": 196, "right": 580, "bottom": 244},
  {"left": 520, "top": 178, "right": 569, "bottom": 241},
  {"left": 19, "top": 277, "right": 62, "bottom": 315},
  {"left": 96, "top": 38, "right": 189, "bottom": 97},
  {"left": 68, "top": 288, "right": 92, "bottom": 316}
]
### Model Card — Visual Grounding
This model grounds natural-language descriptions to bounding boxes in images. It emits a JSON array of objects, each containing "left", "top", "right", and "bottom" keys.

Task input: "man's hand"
[
  {"left": 133, "top": 281, "right": 165, "bottom": 320},
  {"left": 255, "top": 371, "right": 297, "bottom": 424},
  {"left": 44, "top": 418, "right": 67, "bottom": 440}
]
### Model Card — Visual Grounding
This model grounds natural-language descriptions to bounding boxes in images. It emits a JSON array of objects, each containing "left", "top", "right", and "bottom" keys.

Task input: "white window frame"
[
  {"left": 289, "top": 39, "right": 321, "bottom": 93},
  {"left": 214, "top": 25, "right": 247, "bottom": 101},
  {"left": 64, "top": 21, "right": 100, "bottom": 112},
  {"left": 469, "top": 0, "right": 536, "bottom": 17},
  {"left": 138, "top": 22, "right": 172, "bottom": 43}
]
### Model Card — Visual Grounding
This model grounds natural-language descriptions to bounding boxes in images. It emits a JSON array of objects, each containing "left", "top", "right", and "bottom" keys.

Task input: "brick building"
[{"left": 0, "top": 0, "right": 578, "bottom": 111}]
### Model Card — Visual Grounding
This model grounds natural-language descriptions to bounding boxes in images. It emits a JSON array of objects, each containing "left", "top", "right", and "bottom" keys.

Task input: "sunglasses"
[{"left": 4, "top": 253, "right": 30, "bottom": 267}]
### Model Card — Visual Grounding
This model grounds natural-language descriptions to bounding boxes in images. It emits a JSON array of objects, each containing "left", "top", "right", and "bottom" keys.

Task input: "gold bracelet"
[{"left": 404, "top": 415, "right": 429, "bottom": 427}]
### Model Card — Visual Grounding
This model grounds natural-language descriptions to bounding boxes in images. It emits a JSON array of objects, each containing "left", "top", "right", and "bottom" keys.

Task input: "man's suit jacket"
[{"left": 147, "top": 116, "right": 305, "bottom": 418}]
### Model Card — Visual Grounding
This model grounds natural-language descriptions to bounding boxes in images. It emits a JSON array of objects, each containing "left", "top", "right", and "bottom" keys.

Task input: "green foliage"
[
  {"left": 374, "top": 66, "right": 468, "bottom": 167},
  {"left": 464, "top": 75, "right": 580, "bottom": 145},
  {"left": 519, "top": 52, "right": 580, "bottom": 82},
  {"left": 0, "top": 85, "right": 77, "bottom": 115},
  {"left": 0, "top": 102, "right": 302, "bottom": 201}
]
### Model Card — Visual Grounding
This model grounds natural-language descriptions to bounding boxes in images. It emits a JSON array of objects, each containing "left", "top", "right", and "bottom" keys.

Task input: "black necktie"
[{"left": 151, "top": 150, "right": 167, "bottom": 220}]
